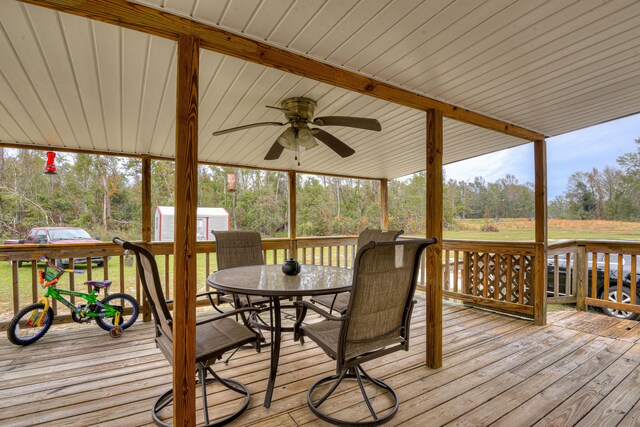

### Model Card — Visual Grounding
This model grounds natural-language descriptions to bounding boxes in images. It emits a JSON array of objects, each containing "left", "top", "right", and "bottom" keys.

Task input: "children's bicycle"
[{"left": 7, "top": 257, "right": 139, "bottom": 345}]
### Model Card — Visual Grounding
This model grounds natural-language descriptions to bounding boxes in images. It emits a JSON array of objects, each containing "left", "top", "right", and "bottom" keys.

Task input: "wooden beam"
[
  {"left": 19, "top": 0, "right": 544, "bottom": 142},
  {"left": 0, "top": 141, "right": 383, "bottom": 181},
  {"left": 380, "top": 178, "right": 389, "bottom": 230},
  {"left": 288, "top": 170, "right": 297, "bottom": 257},
  {"left": 141, "top": 155, "right": 152, "bottom": 322},
  {"left": 575, "top": 244, "right": 587, "bottom": 311},
  {"left": 533, "top": 139, "right": 547, "bottom": 326},
  {"left": 141, "top": 155, "right": 152, "bottom": 243},
  {"left": 172, "top": 34, "right": 199, "bottom": 427},
  {"left": 425, "top": 109, "right": 443, "bottom": 369}
]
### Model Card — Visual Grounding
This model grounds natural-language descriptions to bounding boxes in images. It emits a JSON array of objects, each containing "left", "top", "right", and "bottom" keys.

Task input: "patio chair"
[
  {"left": 213, "top": 230, "right": 270, "bottom": 309},
  {"left": 294, "top": 238, "right": 436, "bottom": 426},
  {"left": 311, "top": 228, "right": 404, "bottom": 314},
  {"left": 113, "top": 238, "right": 261, "bottom": 427}
]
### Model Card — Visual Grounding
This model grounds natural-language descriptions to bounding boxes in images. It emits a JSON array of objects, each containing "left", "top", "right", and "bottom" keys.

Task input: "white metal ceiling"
[{"left": 1, "top": 0, "right": 638, "bottom": 179}]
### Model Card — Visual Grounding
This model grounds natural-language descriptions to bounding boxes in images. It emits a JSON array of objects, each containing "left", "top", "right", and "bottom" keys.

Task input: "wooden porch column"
[
  {"left": 380, "top": 178, "right": 389, "bottom": 229},
  {"left": 534, "top": 139, "right": 548, "bottom": 326},
  {"left": 426, "top": 109, "right": 443, "bottom": 368},
  {"left": 173, "top": 34, "right": 199, "bottom": 426},
  {"left": 141, "top": 154, "right": 152, "bottom": 322},
  {"left": 288, "top": 170, "right": 297, "bottom": 257}
]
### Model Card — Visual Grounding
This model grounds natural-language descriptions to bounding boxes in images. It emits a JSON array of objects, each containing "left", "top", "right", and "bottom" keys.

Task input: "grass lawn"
[{"left": 444, "top": 218, "right": 640, "bottom": 241}]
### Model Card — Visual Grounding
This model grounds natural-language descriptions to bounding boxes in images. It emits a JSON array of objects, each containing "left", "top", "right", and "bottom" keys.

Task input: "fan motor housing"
[{"left": 282, "top": 97, "right": 317, "bottom": 121}]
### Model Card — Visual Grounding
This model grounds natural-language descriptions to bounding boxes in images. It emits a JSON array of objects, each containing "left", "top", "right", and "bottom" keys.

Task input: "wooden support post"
[
  {"left": 141, "top": 154, "right": 152, "bottom": 322},
  {"left": 426, "top": 109, "right": 443, "bottom": 369},
  {"left": 380, "top": 178, "right": 389, "bottom": 230},
  {"left": 173, "top": 34, "right": 199, "bottom": 427},
  {"left": 534, "top": 139, "right": 547, "bottom": 326},
  {"left": 288, "top": 171, "right": 297, "bottom": 258},
  {"left": 575, "top": 245, "right": 587, "bottom": 311}
]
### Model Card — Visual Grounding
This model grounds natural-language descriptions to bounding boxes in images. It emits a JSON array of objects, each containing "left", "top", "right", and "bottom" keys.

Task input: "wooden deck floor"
[{"left": 2, "top": 299, "right": 640, "bottom": 426}]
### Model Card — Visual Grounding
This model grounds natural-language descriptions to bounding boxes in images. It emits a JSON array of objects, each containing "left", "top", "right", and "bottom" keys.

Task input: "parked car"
[
  {"left": 547, "top": 253, "right": 640, "bottom": 320},
  {"left": 13, "top": 227, "right": 105, "bottom": 268}
]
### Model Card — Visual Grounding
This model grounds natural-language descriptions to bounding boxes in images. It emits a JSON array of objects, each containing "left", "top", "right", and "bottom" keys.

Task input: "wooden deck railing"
[
  {"left": 0, "top": 236, "right": 357, "bottom": 328},
  {"left": 440, "top": 240, "right": 540, "bottom": 319},
  {"left": 4, "top": 237, "right": 636, "bottom": 329},
  {"left": 546, "top": 240, "right": 640, "bottom": 315}
]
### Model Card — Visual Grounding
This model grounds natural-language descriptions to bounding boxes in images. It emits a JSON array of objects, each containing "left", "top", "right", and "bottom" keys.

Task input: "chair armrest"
[
  {"left": 294, "top": 300, "right": 344, "bottom": 322},
  {"left": 196, "top": 307, "right": 260, "bottom": 326},
  {"left": 165, "top": 290, "right": 224, "bottom": 305}
]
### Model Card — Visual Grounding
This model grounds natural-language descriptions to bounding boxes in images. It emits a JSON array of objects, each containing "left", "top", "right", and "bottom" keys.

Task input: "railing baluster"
[
  {"left": 518, "top": 256, "right": 524, "bottom": 304},
  {"left": 336, "top": 246, "right": 341, "bottom": 267},
  {"left": 103, "top": 256, "right": 110, "bottom": 296},
  {"left": 554, "top": 255, "right": 559, "bottom": 298},
  {"left": 603, "top": 253, "right": 610, "bottom": 301},
  {"left": 69, "top": 259, "right": 75, "bottom": 305},
  {"left": 493, "top": 254, "right": 500, "bottom": 300},
  {"left": 206, "top": 252, "right": 210, "bottom": 277},
  {"left": 328, "top": 247, "right": 332, "bottom": 266},
  {"left": 482, "top": 253, "right": 489, "bottom": 298},
  {"left": 164, "top": 254, "right": 170, "bottom": 296},
  {"left": 343, "top": 244, "right": 347, "bottom": 267},
  {"left": 31, "top": 261, "right": 38, "bottom": 303},
  {"left": 506, "top": 255, "right": 513, "bottom": 303},
  {"left": 444, "top": 250, "right": 450, "bottom": 291},
  {"left": 566, "top": 252, "right": 572, "bottom": 296},
  {"left": 320, "top": 246, "right": 324, "bottom": 266},
  {"left": 136, "top": 266, "right": 141, "bottom": 300},
  {"left": 302, "top": 247, "right": 307, "bottom": 264},
  {"left": 453, "top": 251, "right": 459, "bottom": 293},
  {"left": 87, "top": 260, "right": 93, "bottom": 293},
  {"left": 618, "top": 253, "right": 624, "bottom": 303},
  {"left": 12, "top": 261, "right": 19, "bottom": 315},
  {"left": 119, "top": 255, "right": 125, "bottom": 293},
  {"left": 592, "top": 252, "right": 597, "bottom": 299},
  {"left": 631, "top": 255, "right": 637, "bottom": 305}
]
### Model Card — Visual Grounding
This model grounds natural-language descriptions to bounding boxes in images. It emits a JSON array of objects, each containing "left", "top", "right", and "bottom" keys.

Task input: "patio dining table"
[{"left": 207, "top": 264, "right": 352, "bottom": 408}]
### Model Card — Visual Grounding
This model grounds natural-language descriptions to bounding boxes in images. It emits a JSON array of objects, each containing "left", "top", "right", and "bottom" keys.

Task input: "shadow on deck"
[{"left": 2, "top": 298, "right": 640, "bottom": 426}]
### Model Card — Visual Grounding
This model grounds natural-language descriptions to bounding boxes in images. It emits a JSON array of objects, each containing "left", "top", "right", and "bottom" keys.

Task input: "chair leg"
[
  {"left": 307, "top": 365, "right": 399, "bottom": 426},
  {"left": 151, "top": 364, "right": 251, "bottom": 427}
]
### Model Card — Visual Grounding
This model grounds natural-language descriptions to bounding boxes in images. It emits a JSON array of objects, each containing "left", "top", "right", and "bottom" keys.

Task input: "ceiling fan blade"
[
  {"left": 264, "top": 140, "right": 285, "bottom": 160},
  {"left": 311, "top": 128, "right": 355, "bottom": 158},
  {"left": 212, "top": 122, "right": 284, "bottom": 136},
  {"left": 265, "top": 105, "right": 300, "bottom": 117},
  {"left": 313, "top": 116, "right": 381, "bottom": 131}
]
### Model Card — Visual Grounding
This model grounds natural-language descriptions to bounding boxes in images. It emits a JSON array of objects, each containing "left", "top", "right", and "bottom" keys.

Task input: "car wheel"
[{"left": 600, "top": 286, "right": 640, "bottom": 320}]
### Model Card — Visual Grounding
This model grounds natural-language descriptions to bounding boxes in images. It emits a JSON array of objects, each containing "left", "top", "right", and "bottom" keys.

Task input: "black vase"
[{"left": 282, "top": 258, "right": 301, "bottom": 276}]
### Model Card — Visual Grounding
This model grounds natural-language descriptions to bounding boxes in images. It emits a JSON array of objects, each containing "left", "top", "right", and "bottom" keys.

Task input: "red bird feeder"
[{"left": 44, "top": 151, "right": 57, "bottom": 175}]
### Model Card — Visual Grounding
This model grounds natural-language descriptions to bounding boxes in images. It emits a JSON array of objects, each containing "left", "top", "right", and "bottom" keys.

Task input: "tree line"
[
  {"left": 1, "top": 138, "right": 638, "bottom": 241},
  {"left": 549, "top": 138, "right": 640, "bottom": 220}
]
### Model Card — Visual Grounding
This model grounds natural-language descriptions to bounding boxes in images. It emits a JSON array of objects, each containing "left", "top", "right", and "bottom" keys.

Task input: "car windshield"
[{"left": 49, "top": 229, "right": 92, "bottom": 241}]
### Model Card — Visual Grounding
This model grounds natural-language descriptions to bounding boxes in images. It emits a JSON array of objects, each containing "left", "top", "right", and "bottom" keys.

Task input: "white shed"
[{"left": 154, "top": 206, "right": 229, "bottom": 241}]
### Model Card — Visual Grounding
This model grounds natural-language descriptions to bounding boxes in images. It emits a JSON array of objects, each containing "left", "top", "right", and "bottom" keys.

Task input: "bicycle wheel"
[
  {"left": 7, "top": 303, "right": 54, "bottom": 346},
  {"left": 94, "top": 293, "right": 139, "bottom": 332}
]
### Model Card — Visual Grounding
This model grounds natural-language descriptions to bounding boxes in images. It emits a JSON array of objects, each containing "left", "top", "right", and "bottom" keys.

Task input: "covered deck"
[
  {"left": 2, "top": 0, "right": 640, "bottom": 424},
  {"left": 2, "top": 299, "right": 640, "bottom": 426}
]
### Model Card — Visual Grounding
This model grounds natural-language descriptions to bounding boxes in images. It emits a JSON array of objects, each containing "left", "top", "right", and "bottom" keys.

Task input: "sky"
[{"left": 443, "top": 114, "right": 640, "bottom": 200}]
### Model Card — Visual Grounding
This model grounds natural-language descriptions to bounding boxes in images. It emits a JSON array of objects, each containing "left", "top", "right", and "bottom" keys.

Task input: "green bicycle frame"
[{"left": 43, "top": 285, "right": 119, "bottom": 318}]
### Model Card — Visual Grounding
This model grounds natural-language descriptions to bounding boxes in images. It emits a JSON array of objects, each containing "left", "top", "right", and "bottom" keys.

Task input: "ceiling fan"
[{"left": 212, "top": 97, "right": 381, "bottom": 162}]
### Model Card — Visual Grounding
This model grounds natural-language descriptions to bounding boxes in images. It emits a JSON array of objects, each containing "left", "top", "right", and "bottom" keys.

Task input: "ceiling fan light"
[
  {"left": 297, "top": 127, "right": 317, "bottom": 149},
  {"left": 276, "top": 127, "right": 296, "bottom": 150}
]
